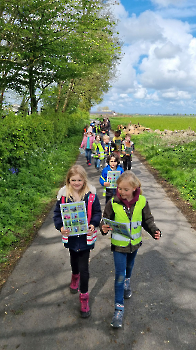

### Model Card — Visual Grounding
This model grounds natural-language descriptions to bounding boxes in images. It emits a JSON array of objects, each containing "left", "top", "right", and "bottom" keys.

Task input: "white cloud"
[
  {"left": 134, "top": 86, "right": 147, "bottom": 99},
  {"left": 154, "top": 42, "right": 181, "bottom": 59},
  {"left": 92, "top": 1, "right": 196, "bottom": 114},
  {"left": 107, "top": 0, "right": 129, "bottom": 19},
  {"left": 147, "top": 92, "right": 160, "bottom": 101},
  {"left": 162, "top": 89, "right": 191, "bottom": 99},
  {"left": 117, "top": 11, "right": 164, "bottom": 44},
  {"left": 151, "top": 0, "right": 185, "bottom": 7},
  {"left": 120, "top": 94, "right": 128, "bottom": 98}
]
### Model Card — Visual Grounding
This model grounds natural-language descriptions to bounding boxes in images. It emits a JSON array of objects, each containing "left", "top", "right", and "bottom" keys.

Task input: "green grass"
[
  {"left": 111, "top": 115, "right": 196, "bottom": 209},
  {"left": 110, "top": 115, "right": 196, "bottom": 132},
  {"left": 131, "top": 132, "right": 196, "bottom": 210},
  {"left": 0, "top": 135, "right": 82, "bottom": 263}
]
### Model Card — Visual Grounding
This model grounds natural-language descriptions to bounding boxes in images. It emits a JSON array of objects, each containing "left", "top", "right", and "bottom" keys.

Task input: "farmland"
[
  {"left": 110, "top": 115, "right": 196, "bottom": 132},
  {"left": 109, "top": 115, "right": 196, "bottom": 212}
]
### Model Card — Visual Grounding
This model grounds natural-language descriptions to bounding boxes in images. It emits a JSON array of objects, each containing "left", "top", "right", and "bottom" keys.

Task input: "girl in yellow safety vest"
[
  {"left": 100, "top": 171, "right": 161, "bottom": 328},
  {"left": 92, "top": 135, "right": 105, "bottom": 171}
]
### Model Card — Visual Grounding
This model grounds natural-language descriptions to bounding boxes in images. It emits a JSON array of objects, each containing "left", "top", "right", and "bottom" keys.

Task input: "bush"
[
  {"left": 0, "top": 112, "right": 54, "bottom": 171},
  {"left": 0, "top": 108, "right": 89, "bottom": 262},
  {"left": 0, "top": 135, "right": 82, "bottom": 260},
  {"left": 0, "top": 108, "right": 89, "bottom": 173}
]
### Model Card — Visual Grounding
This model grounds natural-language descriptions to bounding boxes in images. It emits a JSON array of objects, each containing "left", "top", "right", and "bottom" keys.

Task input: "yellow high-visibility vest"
[
  {"left": 93, "top": 143, "right": 105, "bottom": 160},
  {"left": 110, "top": 195, "right": 146, "bottom": 247}
]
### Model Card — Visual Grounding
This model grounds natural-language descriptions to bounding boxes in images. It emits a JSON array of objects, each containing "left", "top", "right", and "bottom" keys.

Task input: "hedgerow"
[{"left": 0, "top": 109, "right": 88, "bottom": 262}]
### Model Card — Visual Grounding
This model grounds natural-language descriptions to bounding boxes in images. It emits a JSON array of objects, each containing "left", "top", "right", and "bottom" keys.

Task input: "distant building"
[{"left": 12, "top": 104, "right": 20, "bottom": 113}]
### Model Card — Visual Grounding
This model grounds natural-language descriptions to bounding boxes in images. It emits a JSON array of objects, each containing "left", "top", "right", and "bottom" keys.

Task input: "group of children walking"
[
  {"left": 80, "top": 125, "right": 134, "bottom": 172},
  {"left": 53, "top": 123, "right": 161, "bottom": 329}
]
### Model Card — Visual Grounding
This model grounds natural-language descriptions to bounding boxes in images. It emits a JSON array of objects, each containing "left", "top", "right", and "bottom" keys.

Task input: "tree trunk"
[
  {"left": 29, "top": 65, "right": 37, "bottom": 114},
  {"left": 55, "top": 82, "right": 64, "bottom": 112},
  {"left": 62, "top": 79, "right": 74, "bottom": 113},
  {"left": 0, "top": 69, "right": 8, "bottom": 111},
  {"left": 0, "top": 89, "right": 5, "bottom": 111}
]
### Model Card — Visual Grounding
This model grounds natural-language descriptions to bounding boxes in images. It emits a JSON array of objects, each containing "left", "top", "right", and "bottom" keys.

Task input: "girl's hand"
[
  {"left": 154, "top": 230, "right": 161, "bottom": 240},
  {"left": 60, "top": 227, "right": 70, "bottom": 236},
  {"left": 102, "top": 224, "right": 112, "bottom": 234},
  {"left": 88, "top": 224, "right": 95, "bottom": 232},
  {"left": 104, "top": 182, "right": 110, "bottom": 187}
]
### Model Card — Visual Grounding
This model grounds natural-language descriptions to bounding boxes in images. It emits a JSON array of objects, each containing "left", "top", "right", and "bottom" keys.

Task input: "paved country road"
[{"left": 0, "top": 152, "right": 196, "bottom": 350}]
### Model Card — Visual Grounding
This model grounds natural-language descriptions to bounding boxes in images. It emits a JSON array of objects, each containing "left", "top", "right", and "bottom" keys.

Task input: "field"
[
  {"left": 110, "top": 115, "right": 196, "bottom": 132},
  {"left": 109, "top": 115, "right": 196, "bottom": 212}
]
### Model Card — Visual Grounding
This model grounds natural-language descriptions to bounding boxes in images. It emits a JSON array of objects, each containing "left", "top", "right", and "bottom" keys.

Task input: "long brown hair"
[
  {"left": 116, "top": 171, "right": 142, "bottom": 194},
  {"left": 66, "top": 165, "right": 90, "bottom": 199}
]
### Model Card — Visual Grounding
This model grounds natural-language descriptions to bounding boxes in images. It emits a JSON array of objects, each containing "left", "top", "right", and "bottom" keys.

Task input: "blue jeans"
[
  {"left": 85, "top": 148, "right": 92, "bottom": 163},
  {"left": 113, "top": 250, "right": 138, "bottom": 307},
  {"left": 94, "top": 157, "right": 100, "bottom": 169}
]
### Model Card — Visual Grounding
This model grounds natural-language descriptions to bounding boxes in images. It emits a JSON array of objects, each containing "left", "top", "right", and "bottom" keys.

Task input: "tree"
[
  {"left": 1, "top": 0, "right": 76, "bottom": 112},
  {"left": 1, "top": 0, "right": 121, "bottom": 113},
  {"left": 51, "top": 0, "right": 122, "bottom": 112}
]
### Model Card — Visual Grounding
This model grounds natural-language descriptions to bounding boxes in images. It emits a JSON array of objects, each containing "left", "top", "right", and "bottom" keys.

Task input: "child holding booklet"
[
  {"left": 100, "top": 171, "right": 161, "bottom": 328},
  {"left": 99, "top": 153, "right": 124, "bottom": 204},
  {"left": 53, "top": 165, "right": 101, "bottom": 318}
]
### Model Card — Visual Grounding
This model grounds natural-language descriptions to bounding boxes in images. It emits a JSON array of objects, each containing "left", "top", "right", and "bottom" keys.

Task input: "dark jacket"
[
  {"left": 53, "top": 187, "right": 102, "bottom": 252},
  {"left": 99, "top": 194, "right": 160, "bottom": 253}
]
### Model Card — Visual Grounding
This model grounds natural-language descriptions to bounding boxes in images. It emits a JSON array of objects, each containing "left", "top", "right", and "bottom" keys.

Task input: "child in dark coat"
[{"left": 53, "top": 165, "right": 101, "bottom": 318}]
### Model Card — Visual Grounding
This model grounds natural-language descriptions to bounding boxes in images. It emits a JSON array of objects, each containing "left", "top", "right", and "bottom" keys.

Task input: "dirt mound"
[
  {"left": 118, "top": 122, "right": 196, "bottom": 141},
  {"left": 118, "top": 123, "right": 151, "bottom": 135}
]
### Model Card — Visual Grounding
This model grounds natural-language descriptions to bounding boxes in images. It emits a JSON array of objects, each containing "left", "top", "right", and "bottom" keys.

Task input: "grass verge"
[
  {"left": 0, "top": 135, "right": 82, "bottom": 288},
  {"left": 131, "top": 132, "right": 196, "bottom": 211}
]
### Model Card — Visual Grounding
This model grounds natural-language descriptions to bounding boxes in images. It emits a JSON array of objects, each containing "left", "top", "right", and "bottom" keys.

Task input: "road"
[{"left": 0, "top": 151, "right": 196, "bottom": 350}]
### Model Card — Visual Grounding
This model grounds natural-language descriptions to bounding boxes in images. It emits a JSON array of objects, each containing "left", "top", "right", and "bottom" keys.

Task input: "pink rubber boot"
[
  {"left": 79, "top": 292, "right": 91, "bottom": 318},
  {"left": 70, "top": 273, "right": 80, "bottom": 294}
]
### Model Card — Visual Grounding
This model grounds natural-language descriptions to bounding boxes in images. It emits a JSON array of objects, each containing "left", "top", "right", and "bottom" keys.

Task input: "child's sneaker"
[
  {"left": 111, "top": 305, "right": 124, "bottom": 328},
  {"left": 124, "top": 278, "right": 132, "bottom": 299}
]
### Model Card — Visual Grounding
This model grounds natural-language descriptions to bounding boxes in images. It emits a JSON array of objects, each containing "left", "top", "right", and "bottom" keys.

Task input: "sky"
[{"left": 91, "top": 0, "right": 196, "bottom": 114}]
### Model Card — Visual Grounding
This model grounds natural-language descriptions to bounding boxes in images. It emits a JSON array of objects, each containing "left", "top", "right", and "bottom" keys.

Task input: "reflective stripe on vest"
[{"left": 111, "top": 195, "right": 146, "bottom": 247}]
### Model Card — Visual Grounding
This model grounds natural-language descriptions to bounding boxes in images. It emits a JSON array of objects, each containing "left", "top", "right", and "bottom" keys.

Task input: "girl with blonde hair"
[
  {"left": 100, "top": 170, "right": 161, "bottom": 328},
  {"left": 54, "top": 164, "right": 101, "bottom": 318}
]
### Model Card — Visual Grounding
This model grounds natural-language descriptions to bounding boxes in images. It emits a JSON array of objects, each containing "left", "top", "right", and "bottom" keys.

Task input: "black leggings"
[
  {"left": 69, "top": 249, "right": 90, "bottom": 293},
  {"left": 123, "top": 155, "right": 132, "bottom": 171},
  {"left": 106, "top": 188, "right": 117, "bottom": 204}
]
